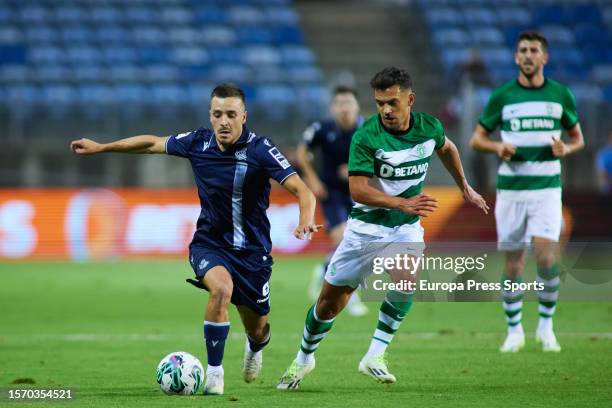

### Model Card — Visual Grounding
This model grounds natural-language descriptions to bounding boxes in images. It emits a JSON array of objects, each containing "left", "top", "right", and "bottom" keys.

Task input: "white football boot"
[
  {"left": 242, "top": 339, "right": 263, "bottom": 383},
  {"left": 277, "top": 358, "right": 316, "bottom": 390},
  {"left": 358, "top": 354, "right": 396, "bottom": 383},
  {"left": 536, "top": 328, "right": 561, "bottom": 352},
  {"left": 499, "top": 330, "right": 525, "bottom": 353},
  {"left": 203, "top": 366, "right": 224, "bottom": 395}
]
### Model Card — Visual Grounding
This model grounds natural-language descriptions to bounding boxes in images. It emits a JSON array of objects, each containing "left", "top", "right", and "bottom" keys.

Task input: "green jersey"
[
  {"left": 479, "top": 79, "right": 579, "bottom": 198},
  {"left": 347, "top": 112, "right": 445, "bottom": 235}
]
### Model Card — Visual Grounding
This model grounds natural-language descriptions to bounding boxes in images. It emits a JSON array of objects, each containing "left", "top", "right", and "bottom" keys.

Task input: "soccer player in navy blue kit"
[
  {"left": 70, "top": 84, "right": 320, "bottom": 395},
  {"left": 295, "top": 86, "right": 368, "bottom": 316}
]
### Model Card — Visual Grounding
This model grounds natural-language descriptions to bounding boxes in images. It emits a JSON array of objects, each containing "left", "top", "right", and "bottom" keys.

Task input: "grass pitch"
[{"left": 1, "top": 257, "right": 611, "bottom": 407}]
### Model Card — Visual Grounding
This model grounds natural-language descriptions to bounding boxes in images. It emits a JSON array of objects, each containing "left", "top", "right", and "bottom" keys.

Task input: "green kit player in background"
[
  {"left": 470, "top": 31, "right": 585, "bottom": 353},
  {"left": 278, "top": 66, "right": 489, "bottom": 389}
]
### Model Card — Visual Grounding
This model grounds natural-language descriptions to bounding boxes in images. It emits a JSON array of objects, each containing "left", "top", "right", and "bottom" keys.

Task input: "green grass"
[{"left": 1, "top": 257, "right": 611, "bottom": 407}]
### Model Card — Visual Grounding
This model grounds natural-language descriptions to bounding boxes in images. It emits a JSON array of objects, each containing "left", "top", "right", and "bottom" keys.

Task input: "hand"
[
  {"left": 310, "top": 179, "right": 328, "bottom": 201},
  {"left": 293, "top": 223, "right": 324, "bottom": 240},
  {"left": 70, "top": 138, "right": 103, "bottom": 155},
  {"left": 336, "top": 164, "right": 349, "bottom": 182},
  {"left": 496, "top": 142, "right": 516, "bottom": 161},
  {"left": 551, "top": 136, "right": 569, "bottom": 157},
  {"left": 395, "top": 193, "right": 438, "bottom": 217},
  {"left": 462, "top": 184, "right": 489, "bottom": 214}
]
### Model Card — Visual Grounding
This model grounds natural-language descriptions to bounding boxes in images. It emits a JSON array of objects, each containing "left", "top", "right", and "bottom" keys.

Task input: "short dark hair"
[
  {"left": 517, "top": 31, "right": 548, "bottom": 52},
  {"left": 369, "top": 67, "right": 413, "bottom": 91},
  {"left": 211, "top": 83, "right": 245, "bottom": 102},
  {"left": 333, "top": 85, "right": 358, "bottom": 99}
]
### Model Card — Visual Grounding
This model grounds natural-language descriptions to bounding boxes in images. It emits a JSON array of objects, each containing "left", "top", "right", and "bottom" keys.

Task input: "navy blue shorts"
[
  {"left": 321, "top": 189, "right": 353, "bottom": 230},
  {"left": 187, "top": 244, "right": 273, "bottom": 316}
]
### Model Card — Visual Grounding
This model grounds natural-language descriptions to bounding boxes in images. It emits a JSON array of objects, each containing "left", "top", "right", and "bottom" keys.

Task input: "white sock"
[
  {"left": 508, "top": 323, "right": 524, "bottom": 335},
  {"left": 537, "top": 317, "right": 553, "bottom": 332},
  {"left": 296, "top": 350, "right": 313, "bottom": 365},
  {"left": 366, "top": 338, "right": 388, "bottom": 357},
  {"left": 206, "top": 364, "right": 223, "bottom": 374}
]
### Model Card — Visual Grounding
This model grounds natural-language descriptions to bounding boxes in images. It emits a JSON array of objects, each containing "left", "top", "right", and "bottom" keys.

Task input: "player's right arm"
[
  {"left": 70, "top": 135, "right": 168, "bottom": 155},
  {"left": 349, "top": 176, "right": 438, "bottom": 218},
  {"left": 469, "top": 124, "right": 515, "bottom": 161}
]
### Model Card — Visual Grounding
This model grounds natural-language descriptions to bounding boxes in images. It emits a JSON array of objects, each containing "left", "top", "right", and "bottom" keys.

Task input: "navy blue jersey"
[
  {"left": 166, "top": 126, "right": 296, "bottom": 253},
  {"left": 302, "top": 117, "right": 363, "bottom": 191}
]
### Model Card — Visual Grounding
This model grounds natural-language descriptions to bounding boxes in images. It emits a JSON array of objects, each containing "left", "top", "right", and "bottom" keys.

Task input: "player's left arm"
[
  {"left": 552, "top": 123, "right": 585, "bottom": 157},
  {"left": 281, "top": 174, "right": 322, "bottom": 240},
  {"left": 436, "top": 136, "right": 489, "bottom": 214}
]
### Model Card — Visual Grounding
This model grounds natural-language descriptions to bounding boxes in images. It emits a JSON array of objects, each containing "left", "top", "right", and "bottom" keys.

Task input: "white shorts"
[
  {"left": 324, "top": 220, "right": 425, "bottom": 289},
  {"left": 495, "top": 191, "right": 562, "bottom": 252}
]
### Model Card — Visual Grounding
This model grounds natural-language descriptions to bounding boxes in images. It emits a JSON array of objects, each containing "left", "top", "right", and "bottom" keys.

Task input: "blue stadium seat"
[
  {"left": 55, "top": 6, "right": 87, "bottom": 24},
  {"left": 295, "top": 84, "right": 328, "bottom": 118},
  {"left": 0, "top": 6, "right": 15, "bottom": 24},
  {"left": 72, "top": 66, "right": 108, "bottom": 82},
  {"left": 90, "top": 6, "right": 123, "bottom": 24},
  {"left": 237, "top": 27, "right": 274, "bottom": 44},
  {"left": 115, "top": 84, "right": 149, "bottom": 103},
  {"left": 592, "top": 64, "right": 612, "bottom": 84},
  {"left": 243, "top": 45, "right": 281, "bottom": 66},
  {"left": 568, "top": 82, "right": 603, "bottom": 102},
  {"left": 103, "top": 47, "right": 138, "bottom": 64},
  {"left": 286, "top": 66, "right": 323, "bottom": 83},
  {"left": 179, "top": 65, "right": 211, "bottom": 81},
  {"left": 209, "top": 64, "right": 251, "bottom": 83},
  {"left": 160, "top": 7, "right": 192, "bottom": 24},
  {"left": 61, "top": 26, "right": 95, "bottom": 44},
  {"left": 228, "top": 6, "right": 265, "bottom": 25},
  {"left": 24, "top": 26, "right": 59, "bottom": 44},
  {"left": 539, "top": 25, "right": 575, "bottom": 46},
  {"left": 497, "top": 6, "right": 531, "bottom": 26},
  {"left": 144, "top": 65, "right": 180, "bottom": 82},
  {"left": 266, "top": 7, "right": 300, "bottom": 25},
  {"left": 67, "top": 47, "right": 103, "bottom": 64},
  {"left": 0, "top": 65, "right": 30, "bottom": 83},
  {"left": 273, "top": 26, "right": 304, "bottom": 44},
  {"left": 280, "top": 45, "right": 315, "bottom": 65},
  {"left": 125, "top": 7, "right": 159, "bottom": 23},
  {"left": 20, "top": 6, "right": 50, "bottom": 24},
  {"left": 6, "top": 85, "right": 40, "bottom": 108},
  {"left": 108, "top": 65, "right": 142, "bottom": 82},
  {"left": 470, "top": 28, "right": 504, "bottom": 46},
  {"left": 209, "top": 48, "right": 243, "bottom": 64},
  {"left": 253, "top": 84, "right": 296, "bottom": 118},
  {"left": 533, "top": 6, "right": 569, "bottom": 26},
  {"left": 168, "top": 28, "right": 201, "bottom": 44},
  {"left": 201, "top": 26, "right": 237, "bottom": 45},
  {"left": 78, "top": 84, "right": 115, "bottom": 105},
  {"left": 462, "top": 7, "right": 497, "bottom": 25},
  {"left": 252, "top": 65, "right": 287, "bottom": 83},
  {"left": 171, "top": 47, "right": 209, "bottom": 65},
  {"left": 151, "top": 84, "right": 188, "bottom": 105},
  {"left": 186, "top": 83, "right": 215, "bottom": 104},
  {"left": 424, "top": 7, "right": 464, "bottom": 27},
  {"left": 432, "top": 28, "right": 470, "bottom": 47},
  {"left": 138, "top": 47, "right": 170, "bottom": 64},
  {"left": 440, "top": 48, "right": 472, "bottom": 72},
  {"left": 0, "top": 27, "right": 22, "bottom": 44},
  {"left": 28, "top": 46, "right": 65, "bottom": 64},
  {"left": 194, "top": 7, "right": 228, "bottom": 25},
  {"left": 41, "top": 84, "right": 78, "bottom": 105},
  {"left": 601, "top": 85, "right": 612, "bottom": 103},
  {"left": 34, "top": 66, "right": 72, "bottom": 82},
  {"left": 132, "top": 27, "right": 167, "bottom": 45}
]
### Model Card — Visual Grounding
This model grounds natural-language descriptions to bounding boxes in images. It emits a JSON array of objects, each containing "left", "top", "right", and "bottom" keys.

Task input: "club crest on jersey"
[
  {"left": 235, "top": 148, "right": 247, "bottom": 160},
  {"left": 417, "top": 144, "right": 426, "bottom": 158}
]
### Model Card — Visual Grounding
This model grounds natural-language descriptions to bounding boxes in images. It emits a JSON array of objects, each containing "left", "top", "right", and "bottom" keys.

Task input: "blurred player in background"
[
  {"left": 470, "top": 31, "right": 585, "bottom": 353},
  {"left": 70, "top": 83, "right": 321, "bottom": 395},
  {"left": 296, "top": 85, "right": 368, "bottom": 317},
  {"left": 278, "top": 67, "right": 488, "bottom": 390}
]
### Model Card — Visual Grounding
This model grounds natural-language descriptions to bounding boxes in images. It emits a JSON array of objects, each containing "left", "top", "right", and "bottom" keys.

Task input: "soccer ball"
[{"left": 156, "top": 351, "right": 203, "bottom": 395}]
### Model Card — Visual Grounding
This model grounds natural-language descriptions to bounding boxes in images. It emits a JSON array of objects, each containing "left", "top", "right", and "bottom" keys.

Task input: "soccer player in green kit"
[
  {"left": 278, "top": 67, "right": 489, "bottom": 389},
  {"left": 470, "top": 32, "right": 585, "bottom": 353}
]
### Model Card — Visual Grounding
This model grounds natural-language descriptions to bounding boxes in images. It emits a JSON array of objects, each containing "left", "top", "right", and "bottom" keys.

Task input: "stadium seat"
[
  {"left": 243, "top": 45, "right": 281, "bottom": 66},
  {"left": 20, "top": 6, "right": 50, "bottom": 24},
  {"left": 171, "top": 47, "right": 210, "bottom": 65},
  {"left": 201, "top": 26, "right": 237, "bottom": 45},
  {"left": 0, "top": 65, "right": 30, "bottom": 83},
  {"left": 470, "top": 28, "right": 504, "bottom": 46},
  {"left": 89, "top": 6, "right": 123, "bottom": 24},
  {"left": 160, "top": 7, "right": 192, "bottom": 24},
  {"left": 424, "top": 7, "right": 464, "bottom": 27},
  {"left": 280, "top": 46, "right": 316, "bottom": 65},
  {"left": 54, "top": 6, "right": 87, "bottom": 24},
  {"left": 0, "top": 27, "right": 22, "bottom": 44},
  {"left": 432, "top": 28, "right": 470, "bottom": 47},
  {"left": 228, "top": 6, "right": 266, "bottom": 25},
  {"left": 462, "top": 7, "right": 497, "bottom": 25},
  {"left": 266, "top": 7, "right": 300, "bottom": 25}
]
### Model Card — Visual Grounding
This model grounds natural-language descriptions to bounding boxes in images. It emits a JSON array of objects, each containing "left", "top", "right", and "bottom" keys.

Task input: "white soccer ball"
[{"left": 156, "top": 351, "right": 203, "bottom": 395}]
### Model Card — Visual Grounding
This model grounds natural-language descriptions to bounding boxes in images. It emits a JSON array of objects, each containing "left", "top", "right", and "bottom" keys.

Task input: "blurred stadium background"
[{"left": 0, "top": 0, "right": 610, "bottom": 261}]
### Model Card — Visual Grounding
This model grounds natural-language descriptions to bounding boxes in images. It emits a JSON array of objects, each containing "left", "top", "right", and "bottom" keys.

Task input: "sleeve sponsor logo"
[
  {"left": 268, "top": 147, "right": 291, "bottom": 169},
  {"left": 176, "top": 132, "right": 191, "bottom": 139}
]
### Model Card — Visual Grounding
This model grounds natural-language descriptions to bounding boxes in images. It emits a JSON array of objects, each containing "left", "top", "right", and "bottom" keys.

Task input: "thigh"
[
  {"left": 325, "top": 232, "right": 378, "bottom": 289},
  {"left": 189, "top": 245, "right": 233, "bottom": 289},
  {"left": 495, "top": 197, "right": 528, "bottom": 251},
  {"left": 527, "top": 196, "right": 562, "bottom": 243},
  {"left": 228, "top": 251, "right": 273, "bottom": 316}
]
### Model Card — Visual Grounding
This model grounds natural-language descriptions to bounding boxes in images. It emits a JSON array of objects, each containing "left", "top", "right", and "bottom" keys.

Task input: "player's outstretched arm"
[
  {"left": 295, "top": 143, "right": 328, "bottom": 200},
  {"left": 349, "top": 176, "right": 438, "bottom": 218},
  {"left": 437, "top": 136, "right": 489, "bottom": 214},
  {"left": 70, "top": 135, "right": 169, "bottom": 155},
  {"left": 281, "top": 174, "right": 322, "bottom": 240},
  {"left": 551, "top": 123, "right": 585, "bottom": 157},
  {"left": 469, "top": 124, "right": 515, "bottom": 161}
]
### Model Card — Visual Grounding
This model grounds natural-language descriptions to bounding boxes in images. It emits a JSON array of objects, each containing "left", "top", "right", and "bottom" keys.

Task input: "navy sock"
[
  {"left": 203, "top": 321, "right": 230, "bottom": 367},
  {"left": 247, "top": 328, "right": 271, "bottom": 353}
]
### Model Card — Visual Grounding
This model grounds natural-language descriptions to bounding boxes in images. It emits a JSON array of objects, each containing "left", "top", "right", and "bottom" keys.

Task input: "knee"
[
  {"left": 247, "top": 322, "right": 270, "bottom": 342},
  {"left": 536, "top": 252, "right": 556, "bottom": 270},
  {"left": 209, "top": 282, "right": 233, "bottom": 308}
]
